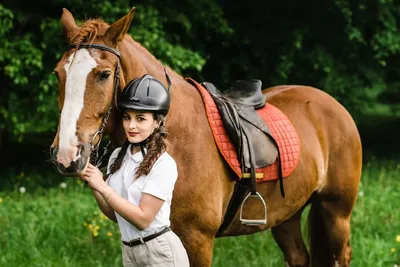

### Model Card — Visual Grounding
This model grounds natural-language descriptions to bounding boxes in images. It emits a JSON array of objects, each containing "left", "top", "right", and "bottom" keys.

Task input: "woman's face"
[{"left": 122, "top": 110, "right": 158, "bottom": 144}]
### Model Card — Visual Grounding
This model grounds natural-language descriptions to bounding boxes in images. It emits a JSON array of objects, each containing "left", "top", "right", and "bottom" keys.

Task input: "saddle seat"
[
  {"left": 201, "top": 80, "right": 278, "bottom": 171},
  {"left": 211, "top": 79, "right": 266, "bottom": 109}
]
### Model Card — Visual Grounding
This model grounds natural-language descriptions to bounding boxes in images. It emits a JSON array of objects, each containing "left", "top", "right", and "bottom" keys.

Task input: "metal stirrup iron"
[
  {"left": 239, "top": 192, "right": 267, "bottom": 225},
  {"left": 239, "top": 127, "right": 267, "bottom": 225}
]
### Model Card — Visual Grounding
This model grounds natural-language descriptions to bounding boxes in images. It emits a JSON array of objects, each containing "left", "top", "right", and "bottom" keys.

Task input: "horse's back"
[
  {"left": 265, "top": 84, "right": 362, "bottom": 204},
  {"left": 264, "top": 84, "right": 361, "bottom": 147}
]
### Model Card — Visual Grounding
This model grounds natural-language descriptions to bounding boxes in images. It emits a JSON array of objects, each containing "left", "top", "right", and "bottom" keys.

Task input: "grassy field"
[{"left": 0, "top": 159, "right": 399, "bottom": 267}]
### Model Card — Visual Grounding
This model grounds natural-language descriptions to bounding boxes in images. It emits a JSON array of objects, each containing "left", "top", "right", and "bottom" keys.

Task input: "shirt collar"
[{"left": 127, "top": 144, "right": 147, "bottom": 163}]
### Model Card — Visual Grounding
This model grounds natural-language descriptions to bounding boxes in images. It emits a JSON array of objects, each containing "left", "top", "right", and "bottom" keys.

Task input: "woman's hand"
[{"left": 80, "top": 163, "right": 107, "bottom": 193}]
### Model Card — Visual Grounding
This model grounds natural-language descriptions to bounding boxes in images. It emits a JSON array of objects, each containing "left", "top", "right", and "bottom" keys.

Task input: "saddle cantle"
[{"left": 202, "top": 81, "right": 278, "bottom": 170}]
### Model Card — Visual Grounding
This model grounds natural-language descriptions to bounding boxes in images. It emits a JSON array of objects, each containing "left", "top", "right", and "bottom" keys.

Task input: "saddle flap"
[{"left": 239, "top": 108, "right": 278, "bottom": 168}]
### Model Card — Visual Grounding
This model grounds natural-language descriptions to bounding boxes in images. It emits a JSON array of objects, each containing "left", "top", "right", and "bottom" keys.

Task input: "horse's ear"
[
  {"left": 105, "top": 7, "right": 135, "bottom": 45},
  {"left": 61, "top": 8, "right": 78, "bottom": 43}
]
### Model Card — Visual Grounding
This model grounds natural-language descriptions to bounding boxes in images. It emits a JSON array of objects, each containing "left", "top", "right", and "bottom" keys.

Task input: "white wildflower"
[
  {"left": 59, "top": 182, "right": 67, "bottom": 189},
  {"left": 19, "top": 187, "right": 26, "bottom": 194}
]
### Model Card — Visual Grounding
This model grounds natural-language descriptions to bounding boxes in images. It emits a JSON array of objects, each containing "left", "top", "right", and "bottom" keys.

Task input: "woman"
[{"left": 80, "top": 73, "right": 190, "bottom": 267}]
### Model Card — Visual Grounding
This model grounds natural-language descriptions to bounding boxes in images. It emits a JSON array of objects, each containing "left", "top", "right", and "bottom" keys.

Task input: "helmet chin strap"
[
  {"left": 131, "top": 139, "right": 148, "bottom": 157},
  {"left": 131, "top": 139, "right": 149, "bottom": 147},
  {"left": 130, "top": 124, "right": 160, "bottom": 156}
]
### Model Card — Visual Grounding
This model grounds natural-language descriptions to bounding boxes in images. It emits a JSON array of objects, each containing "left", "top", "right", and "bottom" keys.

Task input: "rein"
[{"left": 67, "top": 43, "right": 121, "bottom": 167}]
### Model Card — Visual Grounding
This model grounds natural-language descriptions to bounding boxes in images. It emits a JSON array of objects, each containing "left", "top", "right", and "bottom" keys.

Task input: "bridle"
[
  {"left": 67, "top": 43, "right": 121, "bottom": 167},
  {"left": 66, "top": 43, "right": 172, "bottom": 167}
]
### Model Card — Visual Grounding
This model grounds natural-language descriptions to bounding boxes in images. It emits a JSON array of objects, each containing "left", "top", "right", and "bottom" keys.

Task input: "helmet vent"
[
  {"left": 129, "top": 96, "right": 140, "bottom": 102},
  {"left": 118, "top": 73, "right": 171, "bottom": 115}
]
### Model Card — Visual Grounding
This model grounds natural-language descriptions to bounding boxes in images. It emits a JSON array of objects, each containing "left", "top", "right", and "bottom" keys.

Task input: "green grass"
[{"left": 0, "top": 160, "right": 399, "bottom": 267}]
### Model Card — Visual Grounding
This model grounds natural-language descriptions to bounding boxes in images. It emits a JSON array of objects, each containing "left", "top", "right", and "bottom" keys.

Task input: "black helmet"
[{"left": 118, "top": 74, "right": 171, "bottom": 115}]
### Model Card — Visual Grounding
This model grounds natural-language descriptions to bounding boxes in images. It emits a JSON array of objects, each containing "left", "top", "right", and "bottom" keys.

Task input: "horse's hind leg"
[
  {"left": 309, "top": 166, "right": 361, "bottom": 266},
  {"left": 309, "top": 199, "right": 354, "bottom": 267},
  {"left": 307, "top": 108, "right": 362, "bottom": 267},
  {"left": 272, "top": 207, "right": 310, "bottom": 267}
]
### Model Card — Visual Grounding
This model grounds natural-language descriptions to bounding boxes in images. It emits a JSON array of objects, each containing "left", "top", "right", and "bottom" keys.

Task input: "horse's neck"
[
  {"left": 119, "top": 38, "right": 174, "bottom": 85},
  {"left": 108, "top": 38, "right": 205, "bottom": 148}
]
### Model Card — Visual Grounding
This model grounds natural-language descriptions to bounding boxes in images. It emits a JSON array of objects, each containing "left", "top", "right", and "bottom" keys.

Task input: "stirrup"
[{"left": 239, "top": 192, "right": 267, "bottom": 225}]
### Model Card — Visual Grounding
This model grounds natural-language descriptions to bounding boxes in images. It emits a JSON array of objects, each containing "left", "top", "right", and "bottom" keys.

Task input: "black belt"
[{"left": 122, "top": 227, "right": 170, "bottom": 247}]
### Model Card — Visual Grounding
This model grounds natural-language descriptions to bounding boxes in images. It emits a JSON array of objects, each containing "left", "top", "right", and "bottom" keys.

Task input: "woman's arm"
[
  {"left": 99, "top": 185, "right": 164, "bottom": 230},
  {"left": 90, "top": 188, "right": 117, "bottom": 223},
  {"left": 81, "top": 163, "right": 164, "bottom": 230}
]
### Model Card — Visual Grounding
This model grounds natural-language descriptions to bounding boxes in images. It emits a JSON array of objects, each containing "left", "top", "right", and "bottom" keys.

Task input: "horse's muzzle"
[{"left": 50, "top": 144, "right": 90, "bottom": 176}]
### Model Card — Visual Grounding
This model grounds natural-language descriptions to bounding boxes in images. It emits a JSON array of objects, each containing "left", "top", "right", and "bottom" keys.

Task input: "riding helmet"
[{"left": 118, "top": 74, "right": 170, "bottom": 115}]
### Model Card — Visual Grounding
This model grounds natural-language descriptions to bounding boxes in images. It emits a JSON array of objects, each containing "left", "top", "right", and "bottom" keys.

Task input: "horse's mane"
[{"left": 68, "top": 19, "right": 109, "bottom": 44}]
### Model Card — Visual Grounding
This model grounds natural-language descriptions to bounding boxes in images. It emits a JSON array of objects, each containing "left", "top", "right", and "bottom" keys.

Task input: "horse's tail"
[{"left": 307, "top": 201, "right": 331, "bottom": 266}]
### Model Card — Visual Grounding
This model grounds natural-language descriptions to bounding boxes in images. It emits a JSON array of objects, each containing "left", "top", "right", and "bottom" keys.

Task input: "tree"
[
  {"left": 0, "top": 1, "right": 209, "bottom": 142},
  {"left": 1, "top": 0, "right": 400, "bottom": 143}
]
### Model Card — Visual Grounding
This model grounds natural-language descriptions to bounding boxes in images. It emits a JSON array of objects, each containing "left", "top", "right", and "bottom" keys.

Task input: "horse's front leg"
[
  {"left": 171, "top": 199, "right": 223, "bottom": 267},
  {"left": 170, "top": 151, "right": 234, "bottom": 266},
  {"left": 171, "top": 186, "right": 228, "bottom": 267},
  {"left": 177, "top": 227, "right": 216, "bottom": 267}
]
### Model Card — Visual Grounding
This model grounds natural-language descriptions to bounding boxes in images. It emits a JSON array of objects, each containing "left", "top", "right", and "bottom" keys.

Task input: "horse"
[{"left": 50, "top": 7, "right": 362, "bottom": 267}]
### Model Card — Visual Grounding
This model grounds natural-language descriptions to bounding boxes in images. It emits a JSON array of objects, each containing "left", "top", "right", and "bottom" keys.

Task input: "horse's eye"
[{"left": 99, "top": 71, "right": 111, "bottom": 81}]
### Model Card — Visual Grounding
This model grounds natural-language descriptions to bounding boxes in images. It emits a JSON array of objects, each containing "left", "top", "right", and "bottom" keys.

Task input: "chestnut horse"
[{"left": 50, "top": 7, "right": 362, "bottom": 267}]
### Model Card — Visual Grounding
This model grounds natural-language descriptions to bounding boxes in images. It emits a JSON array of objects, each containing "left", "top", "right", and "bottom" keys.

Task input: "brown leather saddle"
[{"left": 201, "top": 80, "right": 278, "bottom": 173}]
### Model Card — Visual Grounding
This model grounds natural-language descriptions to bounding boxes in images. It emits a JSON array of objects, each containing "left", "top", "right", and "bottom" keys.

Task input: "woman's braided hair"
[{"left": 109, "top": 113, "right": 168, "bottom": 179}]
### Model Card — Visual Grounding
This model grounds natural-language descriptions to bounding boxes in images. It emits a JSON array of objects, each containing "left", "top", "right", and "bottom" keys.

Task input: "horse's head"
[{"left": 50, "top": 8, "right": 135, "bottom": 175}]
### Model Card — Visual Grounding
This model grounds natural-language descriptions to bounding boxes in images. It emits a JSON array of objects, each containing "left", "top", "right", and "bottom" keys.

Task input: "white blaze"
[{"left": 59, "top": 49, "right": 97, "bottom": 153}]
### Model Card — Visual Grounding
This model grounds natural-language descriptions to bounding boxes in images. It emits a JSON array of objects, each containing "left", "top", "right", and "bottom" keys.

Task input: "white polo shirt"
[{"left": 106, "top": 145, "right": 178, "bottom": 242}]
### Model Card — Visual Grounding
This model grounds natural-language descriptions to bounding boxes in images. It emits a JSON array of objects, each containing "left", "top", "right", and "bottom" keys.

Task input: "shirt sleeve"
[
  {"left": 106, "top": 147, "right": 122, "bottom": 175},
  {"left": 141, "top": 154, "right": 178, "bottom": 201}
]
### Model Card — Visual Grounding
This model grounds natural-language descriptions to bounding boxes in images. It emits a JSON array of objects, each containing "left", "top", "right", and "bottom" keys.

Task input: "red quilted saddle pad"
[{"left": 186, "top": 78, "right": 301, "bottom": 183}]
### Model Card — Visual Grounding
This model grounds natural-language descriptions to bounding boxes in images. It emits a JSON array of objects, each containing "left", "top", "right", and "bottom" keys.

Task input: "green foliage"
[
  {"left": 195, "top": 1, "right": 400, "bottom": 120},
  {"left": 131, "top": 6, "right": 206, "bottom": 73},
  {"left": 0, "top": 1, "right": 208, "bottom": 141},
  {"left": 0, "top": 4, "right": 13, "bottom": 129},
  {"left": 1, "top": 0, "right": 400, "bottom": 140},
  {"left": 0, "top": 5, "right": 12, "bottom": 36}
]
